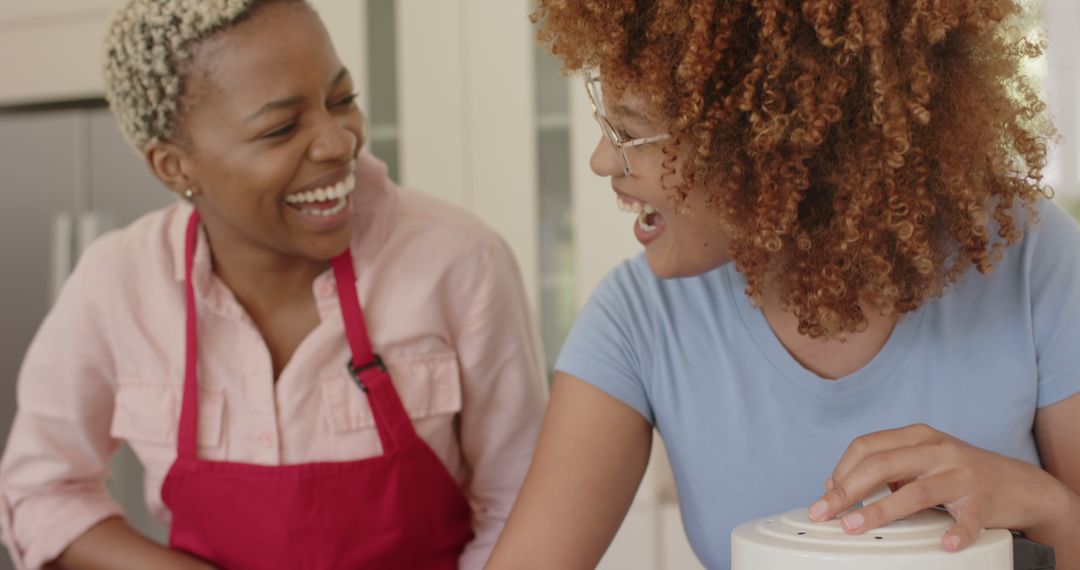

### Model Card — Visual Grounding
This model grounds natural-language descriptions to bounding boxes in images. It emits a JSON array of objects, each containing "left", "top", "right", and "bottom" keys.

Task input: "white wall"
[
  {"left": 397, "top": 0, "right": 539, "bottom": 311},
  {"left": 0, "top": 4, "right": 114, "bottom": 105},
  {"left": 568, "top": 79, "right": 643, "bottom": 302},
  {"left": 0, "top": 1, "right": 363, "bottom": 108},
  {"left": 310, "top": 1, "right": 365, "bottom": 109},
  {"left": 1043, "top": 0, "right": 1080, "bottom": 198}
]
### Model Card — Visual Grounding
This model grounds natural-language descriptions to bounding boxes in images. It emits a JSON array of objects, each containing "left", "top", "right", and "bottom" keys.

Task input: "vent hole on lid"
[
  {"left": 797, "top": 531, "right": 807, "bottom": 535},
  {"left": 874, "top": 536, "right": 884, "bottom": 540},
  {"left": 764, "top": 520, "right": 774, "bottom": 525}
]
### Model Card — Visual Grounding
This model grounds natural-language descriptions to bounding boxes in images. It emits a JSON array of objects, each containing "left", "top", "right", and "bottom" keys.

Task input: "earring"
[{"left": 184, "top": 187, "right": 198, "bottom": 200}]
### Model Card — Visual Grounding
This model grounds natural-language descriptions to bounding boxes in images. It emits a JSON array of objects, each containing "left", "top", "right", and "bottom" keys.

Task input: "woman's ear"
[{"left": 144, "top": 141, "right": 196, "bottom": 199}]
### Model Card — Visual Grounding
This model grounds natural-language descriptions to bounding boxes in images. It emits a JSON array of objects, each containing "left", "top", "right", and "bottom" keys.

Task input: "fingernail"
[
  {"left": 944, "top": 534, "right": 961, "bottom": 551},
  {"left": 825, "top": 477, "right": 834, "bottom": 491},
  {"left": 841, "top": 512, "right": 865, "bottom": 531},
  {"left": 809, "top": 500, "right": 829, "bottom": 520}
]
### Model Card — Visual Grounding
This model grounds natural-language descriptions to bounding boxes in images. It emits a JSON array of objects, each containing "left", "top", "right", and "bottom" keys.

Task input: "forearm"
[
  {"left": 1031, "top": 394, "right": 1080, "bottom": 570},
  {"left": 56, "top": 517, "right": 212, "bottom": 570},
  {"left": 486, "top": 375, "right": 652, "bottom": 569},
  {"left": 1026, "top": 485, "right": 1080, "bottom": 570}
]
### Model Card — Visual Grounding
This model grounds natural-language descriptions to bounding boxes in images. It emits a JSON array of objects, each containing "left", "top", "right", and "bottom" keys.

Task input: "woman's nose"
[
  {"left": 309, "top": 116, "right": 359, "bottom": 163},
  {"left": 589, "top": 135, "right": 622, "bottom": 178}
]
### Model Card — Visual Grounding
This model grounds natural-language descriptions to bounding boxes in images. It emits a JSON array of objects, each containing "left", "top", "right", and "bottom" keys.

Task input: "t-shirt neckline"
[{"left": 723, "top": 263, "right": 927, "bottom": 400}]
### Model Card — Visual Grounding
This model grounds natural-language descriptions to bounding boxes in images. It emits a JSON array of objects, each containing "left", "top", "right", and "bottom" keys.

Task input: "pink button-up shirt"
[{"left": 0, "top": 152, "right": 547, "bottom": 570}]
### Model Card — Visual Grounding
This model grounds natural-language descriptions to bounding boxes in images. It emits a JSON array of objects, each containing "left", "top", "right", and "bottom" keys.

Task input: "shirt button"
[
  {"left": 259, "top": 432, "right": 275, "bottom": 448},
  {"left": 318, "top": 281, "right": 335, "bottom": 297}
]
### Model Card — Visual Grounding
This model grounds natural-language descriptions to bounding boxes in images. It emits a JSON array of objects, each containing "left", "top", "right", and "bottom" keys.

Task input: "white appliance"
[{"left": 731, "top": 505, "right": 1014, "bottom": 569}]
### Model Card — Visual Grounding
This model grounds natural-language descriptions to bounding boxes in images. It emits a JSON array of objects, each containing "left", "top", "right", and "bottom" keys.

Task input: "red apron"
[{"left": 161, "top": 211, "right": 473, "bottom": 569}]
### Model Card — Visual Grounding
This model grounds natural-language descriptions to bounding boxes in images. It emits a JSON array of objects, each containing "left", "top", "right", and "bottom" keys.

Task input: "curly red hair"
[{"left": 535, "top": 0, "right": 1054, "bottom": 338}]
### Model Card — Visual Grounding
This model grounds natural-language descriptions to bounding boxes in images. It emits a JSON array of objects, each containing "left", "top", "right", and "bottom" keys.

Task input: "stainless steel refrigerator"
[{"left": 1, "top": 104, "right": 175, "bottom": 568}]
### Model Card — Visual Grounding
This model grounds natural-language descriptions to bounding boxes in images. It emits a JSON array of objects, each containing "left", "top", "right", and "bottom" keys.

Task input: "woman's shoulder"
[
  {"left": 74, "top": 201, "right": 187, "bottom": 287},
  {"left": 350, "top": 152, "right": 518, "bottom": 265},
  {"left": 592, "top": 255, "right": 656, "bottom": 303},
  {"left": 369, "top": 186, "right": 523, "bottom": 285},
  {"left": 935, "top": 198, "right": 1078, "bottom": 318},
  {"left": 1020, "top": 197, "right": 1080, "bottom": 296},
  {"left": 586, "top": 254, "right": 736, "bottom": 322},
  {"left": 391, "top": 187, "right": 508, "bottom": 251},
  {"left": 606, "top": 253, "right": 734, "bottom": 295},
  {"left": 981, "top": 197, "right": 1080, "bottom": 283},
  {"left": 1024, "top": 197, "right": 1080, "bottom": 250}
]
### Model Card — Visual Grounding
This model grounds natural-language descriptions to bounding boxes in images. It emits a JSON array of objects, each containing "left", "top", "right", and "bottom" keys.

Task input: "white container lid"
[{"left": 731, "top": 507, "right": 1014, "bottom": 570}]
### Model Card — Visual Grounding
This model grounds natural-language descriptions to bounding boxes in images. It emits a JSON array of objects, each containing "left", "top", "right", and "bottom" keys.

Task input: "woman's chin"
[
  {"left": 643, "top": 252, "right": 686, "bottom": 280},
  {"left": 294, "top": 225, "right": 354, "bottom": 263}
]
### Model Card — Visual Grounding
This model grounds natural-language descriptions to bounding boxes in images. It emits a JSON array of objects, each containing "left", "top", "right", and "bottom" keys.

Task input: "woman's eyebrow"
[
  {"left": 245, "top": 67, "right": 350, "bottom": 123},
  {"left": 330, "top": 67, "right": 349, "bottom": 86},
  {"left": 613, "top": 104, "right": 647, "bottom": 121},
  {"left": 611, "top": 104, "right": 656, "bottom": 130},
  {"left": 246, "top": 96, "right": 303, "bottom": 123}
]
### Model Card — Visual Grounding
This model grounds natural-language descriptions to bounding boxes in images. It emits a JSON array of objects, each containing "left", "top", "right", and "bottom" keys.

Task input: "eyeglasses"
[{"left": 584, "top": 74, "right": 670, "bottom": 176}]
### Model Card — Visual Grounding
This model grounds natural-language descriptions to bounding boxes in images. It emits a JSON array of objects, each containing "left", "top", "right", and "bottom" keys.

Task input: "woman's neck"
[
  {"left": 201, "top": 224, "right": 329, "bottom": 315},
  {"left": 759, "top": 294, "right": 899, "bottom": 381},
  {"left": 199, "top": 220, "right": 330, "bottom": 379}
]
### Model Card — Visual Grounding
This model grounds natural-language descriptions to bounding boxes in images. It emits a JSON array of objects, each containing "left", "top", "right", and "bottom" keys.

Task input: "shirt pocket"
[
  {"left": 109, "top": 381, "right": 226, "bottom": 453},
  {"left": 320, "top": 351, "right": 462, "bottom": 438}
]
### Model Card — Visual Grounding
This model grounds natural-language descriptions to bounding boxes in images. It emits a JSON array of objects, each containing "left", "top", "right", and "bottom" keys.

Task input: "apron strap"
[
  {"left": 331, "top": 251, "right": 418, "bottom": 452},
  {"left": 178, "top": 210, "right": 202, "bottom": 459},
  {"left": 179, "top": 211, "right": 415, "bottom": 458}
]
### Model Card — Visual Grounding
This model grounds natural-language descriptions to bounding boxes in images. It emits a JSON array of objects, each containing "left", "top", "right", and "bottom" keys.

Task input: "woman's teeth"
[
  {"left": 299, "top": 197, "right": 348, "bottom": 217},
  {"left": 637, "top": 211, "right": 658, "bottom": 232},
  {"left": 617, "top": 198, "right": 659, "bottom": 233},
  {"left": 284, "top": 174, "right": 356, "bottom": 206}
]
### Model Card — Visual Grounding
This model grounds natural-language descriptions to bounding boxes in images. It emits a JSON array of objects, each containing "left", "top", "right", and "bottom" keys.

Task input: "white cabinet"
[
  {"left": 0, "top": 0, "right": 117, "bottom": 22},
  {"left": 0, "top": 1, "right": 363, "bottom": 108},
  {"left": 0, "top": 11, "right": 113, "bottom": 105}
]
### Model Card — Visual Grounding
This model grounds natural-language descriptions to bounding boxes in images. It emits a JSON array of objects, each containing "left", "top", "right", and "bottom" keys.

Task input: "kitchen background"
[{"left": 1, "top": 1, "right": 1077, "bottom": 569}]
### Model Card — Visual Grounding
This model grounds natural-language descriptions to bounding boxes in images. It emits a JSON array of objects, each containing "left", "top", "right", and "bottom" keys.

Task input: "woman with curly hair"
[
  {"left": 0, "top": 1, "right": 546, "bottom": 568},
  {"left": 489, "top": 0, "right": 1080, "bottom": 568}
]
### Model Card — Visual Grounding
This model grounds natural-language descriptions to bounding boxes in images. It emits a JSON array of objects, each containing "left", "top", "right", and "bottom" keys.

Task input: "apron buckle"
[{"left": 346, "top": 355, "right": 385, "bottom": 393}]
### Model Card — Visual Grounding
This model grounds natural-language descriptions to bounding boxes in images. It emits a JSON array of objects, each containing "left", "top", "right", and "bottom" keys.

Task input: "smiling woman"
[
  {"left": 488, "top": 1, "right": 1080, "bottom": 569},
  {"left": 0, "top": 2, "right": 546, "bottom": 569},
  {"left": 124, "top": 1, "right": 367, "bottom": 269}
]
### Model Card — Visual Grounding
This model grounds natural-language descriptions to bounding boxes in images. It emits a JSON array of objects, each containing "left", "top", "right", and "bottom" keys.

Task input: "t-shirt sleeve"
[
  {"left": 1028, "top": 199, "right": 1080, "bottom": 408},
  {"left": 555, "top": 260, "right": 655, "bottom": 424}
]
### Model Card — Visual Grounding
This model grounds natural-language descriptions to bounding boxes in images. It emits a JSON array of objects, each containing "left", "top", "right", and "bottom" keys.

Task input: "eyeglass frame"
[{"left": 583, "top": 74, "right": 670, "bottom": 176}]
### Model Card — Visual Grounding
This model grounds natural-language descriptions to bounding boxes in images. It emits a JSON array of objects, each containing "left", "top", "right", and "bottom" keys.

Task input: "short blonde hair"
[{"left": 102, "top": 0, "right": 295, "bottom": 151}]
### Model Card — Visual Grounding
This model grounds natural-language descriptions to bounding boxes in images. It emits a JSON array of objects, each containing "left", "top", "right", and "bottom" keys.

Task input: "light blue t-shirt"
[{"left": 555, "top": 199, "right": 1080, "bottom": 569}]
